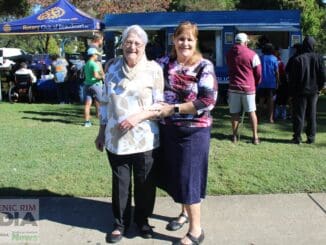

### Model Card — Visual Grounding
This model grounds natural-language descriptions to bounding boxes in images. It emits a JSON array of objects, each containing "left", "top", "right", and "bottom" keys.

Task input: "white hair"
[{"left": 121, "top": 25, "right": 148, "bottom": 45}]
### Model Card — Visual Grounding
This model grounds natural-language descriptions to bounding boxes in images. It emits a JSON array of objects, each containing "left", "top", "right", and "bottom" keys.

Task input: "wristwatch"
[{"left": 174, "top": 104, "right": 180, "bottom": 114}]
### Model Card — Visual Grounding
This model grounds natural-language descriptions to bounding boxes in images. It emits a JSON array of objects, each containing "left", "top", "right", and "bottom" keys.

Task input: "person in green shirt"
[{"left": 83, "top": 48, "right": 104, "bottom": 127}]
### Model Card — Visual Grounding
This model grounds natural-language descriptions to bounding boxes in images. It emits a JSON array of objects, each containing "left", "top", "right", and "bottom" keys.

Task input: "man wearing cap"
[
  {"left": 226, "top": 32, "right": 262, "bottom": 144},
  {"left": 88, "top": 33, "right": 104, "bottom": 60},
  {"left": 83, "top": 47, "right": 104, "bottom": 127},
  {"left": 88, "top": 32, "right": 104, "bottom": 72}
]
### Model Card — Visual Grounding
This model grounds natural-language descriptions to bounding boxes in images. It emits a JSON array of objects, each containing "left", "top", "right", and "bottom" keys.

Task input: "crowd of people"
[
  {"left": 5, "top": 21, "right": 325, "bottom": 245},
  {"left": 79, "top": 23, "right": 324, "bottom": 245},
  {"left": 89, "top": 22, "right": 324, "bottom": 245},
  {"left": 226, "top": 33, "right": 325, "bottom": 145}
]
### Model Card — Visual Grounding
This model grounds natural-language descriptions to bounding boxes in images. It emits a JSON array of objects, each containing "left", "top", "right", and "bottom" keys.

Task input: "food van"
[{"left": 103, "top": 10, "right": 301, "bottom": 101}]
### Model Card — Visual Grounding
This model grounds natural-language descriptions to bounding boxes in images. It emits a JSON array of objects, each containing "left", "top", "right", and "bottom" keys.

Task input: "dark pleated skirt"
[{"left": 157, "top": 124, "right": 211, "bottom": 204}]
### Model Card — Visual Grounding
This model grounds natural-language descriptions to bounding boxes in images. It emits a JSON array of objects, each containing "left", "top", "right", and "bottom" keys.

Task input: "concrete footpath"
[{"left": 2, "top": 193, "right": 326, "bottom": 245}]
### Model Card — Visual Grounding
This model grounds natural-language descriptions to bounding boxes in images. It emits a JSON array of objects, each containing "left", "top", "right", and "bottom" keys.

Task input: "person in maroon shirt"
[{"left": 226, "top": 33, "right": 262, "bottom": 144}]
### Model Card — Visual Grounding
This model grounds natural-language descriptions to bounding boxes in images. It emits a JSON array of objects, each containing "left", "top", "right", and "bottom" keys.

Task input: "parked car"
[
  {"left": 0, "top": 47, "right": 32, "bottom": 70},
  {"left": 65, "top": 53, "right": 84, "bottom": 66}
]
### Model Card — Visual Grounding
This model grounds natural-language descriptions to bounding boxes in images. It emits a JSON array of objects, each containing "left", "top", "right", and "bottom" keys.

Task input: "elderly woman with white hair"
[{"left": 95, "top": 25, "right": 164, "bottom": 243}]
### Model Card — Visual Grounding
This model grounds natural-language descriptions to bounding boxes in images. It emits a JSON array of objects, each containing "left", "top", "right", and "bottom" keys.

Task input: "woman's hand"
[
  {"left": 159, "top": 104, "right": 174, "bottom": 118},
  {"left": 119, "top": 114, "right": 142, "bottom": 131},
  {"left": 95, "top": 132, "right": 105, "bottom": 152}
]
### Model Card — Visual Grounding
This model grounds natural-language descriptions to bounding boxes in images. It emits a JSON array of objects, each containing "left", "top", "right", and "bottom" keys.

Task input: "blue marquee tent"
[{"left": 0, "top": 0, "right": 103, "bottom": 35}]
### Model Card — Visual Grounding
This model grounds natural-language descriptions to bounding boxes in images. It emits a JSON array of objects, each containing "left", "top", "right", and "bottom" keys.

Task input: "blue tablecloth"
[{"left": 36, "top": 79, "right": 57, "bottom": 101}]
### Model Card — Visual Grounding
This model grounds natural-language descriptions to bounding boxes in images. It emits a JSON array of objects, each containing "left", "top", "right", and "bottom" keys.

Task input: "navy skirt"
[{"left": 157, "top": 124, "right": 211, "bottom": 204}]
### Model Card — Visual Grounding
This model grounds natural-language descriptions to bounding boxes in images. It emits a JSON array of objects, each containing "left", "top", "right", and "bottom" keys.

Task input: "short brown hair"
[
  {"left": 92, "top": 32, "right": 103, "bottom": 42},
  {"left": 171, "top": 21, "right": 202, "bottom": 65}
]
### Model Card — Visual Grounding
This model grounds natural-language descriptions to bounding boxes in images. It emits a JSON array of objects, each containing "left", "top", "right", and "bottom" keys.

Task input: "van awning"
[{"left": 105, "top": 10, "right": 301, "bottom": 32}]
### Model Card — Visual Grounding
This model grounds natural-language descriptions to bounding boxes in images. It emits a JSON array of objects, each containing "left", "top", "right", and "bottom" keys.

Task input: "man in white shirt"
[{"left": 14, "top": 62, "right": 37, "bottom": 83}]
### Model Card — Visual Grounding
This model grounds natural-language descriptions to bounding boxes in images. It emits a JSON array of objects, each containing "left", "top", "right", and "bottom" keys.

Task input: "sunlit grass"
[{"left": 0, "top": 96, "right": 325, "bottom": 197}]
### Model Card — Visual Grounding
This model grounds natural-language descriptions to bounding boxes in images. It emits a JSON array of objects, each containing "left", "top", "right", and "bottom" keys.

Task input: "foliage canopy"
[{"left": 0, "top": 0, "right": 324, "bottom": 53}]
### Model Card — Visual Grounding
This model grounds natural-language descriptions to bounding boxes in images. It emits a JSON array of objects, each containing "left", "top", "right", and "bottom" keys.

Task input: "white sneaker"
[{"left": 84, "top": 121, "right": 92, "bottom": 127}]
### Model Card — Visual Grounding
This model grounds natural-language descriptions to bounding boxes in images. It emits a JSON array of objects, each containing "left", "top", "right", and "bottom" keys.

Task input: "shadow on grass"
[
  {"left": 20, "top": 107, "right": 84, "bottom": 125},
  {"left": 21, "top": 110, "right": 82, "bottom": 118},
  {"left": 21, "top": 117, "right": 78, "bottom": 124},
  {"left": 0, "top": 188, "right": 176, "bottom": 243}
]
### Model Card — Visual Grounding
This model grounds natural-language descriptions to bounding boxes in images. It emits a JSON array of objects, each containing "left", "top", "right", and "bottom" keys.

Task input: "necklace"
[{"left": 177, "top": 58, "right": 190, "bottom": 67}]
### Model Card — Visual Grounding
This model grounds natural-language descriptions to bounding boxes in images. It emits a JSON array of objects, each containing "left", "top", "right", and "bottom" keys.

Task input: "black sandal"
[
  {"left": 106, "top": 228, "right": 123, "bottom": 244},
  {"left": 252, "top": 138, "right": 260, "bottom": 145},
  {"left": 173, "top": 229, "right": 205, "bottom": 245},
  {"left": 166, "top": 212, "right": 189, "bottom": 231}
]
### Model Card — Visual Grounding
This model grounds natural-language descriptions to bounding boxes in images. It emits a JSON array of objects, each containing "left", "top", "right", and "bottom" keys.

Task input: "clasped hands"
[
  {"left": 118, "top": 102, "right": 174, "bottom": 131},
  {"left": 149, "top": 101, "right": 175, "bottom": 118}
]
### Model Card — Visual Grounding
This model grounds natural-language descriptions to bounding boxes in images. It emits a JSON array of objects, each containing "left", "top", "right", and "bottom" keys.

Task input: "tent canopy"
[{"left": 0, "top": 0, "right": 103, "bottom": 36}]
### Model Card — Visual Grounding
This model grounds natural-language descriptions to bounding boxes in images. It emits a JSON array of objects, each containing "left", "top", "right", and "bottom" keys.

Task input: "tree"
[
  {"left": 91, "top": 0, "right": 171, "bottom": 16},
  {"left": 280, "top": 0, "right": 325, "bottom": 52},
  {"left": 281, "top": 0, "right": 323, "bottom": 36},
  {"left": 316, "top": 7, "right": 326, "bottom": 52},
  {"left": 0, "top": 0, "right": 30, "bottom": 18},
  {"left": 236, "top": 0, "right": 282, "bottom": 9},
  {"left": 27, "top": 0, "right": 171, "bottom": 18},
  {"left": 169, "top": 0, "right": 236, "bottom": 11},
  {"left": 27, "top": 0, "right": 103, "bottom": 18},
  {"left": 237, "top": 0, "right": 326, "bottom": 52}
]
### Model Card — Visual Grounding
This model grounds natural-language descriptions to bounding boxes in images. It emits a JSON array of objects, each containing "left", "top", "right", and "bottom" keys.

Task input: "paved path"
[{"left": 1, "top": 193, "right": 326, "bottom": 244}]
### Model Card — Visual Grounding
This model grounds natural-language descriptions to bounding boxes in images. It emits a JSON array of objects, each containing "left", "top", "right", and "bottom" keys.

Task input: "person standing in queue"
[
  {"left": 288, "top": 36, "right": 325, "bottom": 144},
  {"left": 226, "top": 33, "right": 262, "bottom": 144}
]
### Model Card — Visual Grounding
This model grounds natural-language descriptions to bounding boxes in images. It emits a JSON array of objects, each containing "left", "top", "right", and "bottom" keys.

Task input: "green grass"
[{"left": 0, "top": 97, "right": 325, "bottom": 197}]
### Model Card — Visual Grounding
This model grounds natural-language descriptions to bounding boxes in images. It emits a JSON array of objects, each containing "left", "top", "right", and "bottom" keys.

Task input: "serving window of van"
[
  {"left": 198, "top": 30, "right": 222, "bottom": 67},
  {"left": 246, "top": 31, "right": 289, "bottom": 49},
  {"left": 145, "top": 30, "right": 165, "bottom": 60},
  {"left": 145, "top": 29, "right": 222, "bottom": 65},
  {"left": 245, "top": 31, "right": 291, "bottom": 63}
]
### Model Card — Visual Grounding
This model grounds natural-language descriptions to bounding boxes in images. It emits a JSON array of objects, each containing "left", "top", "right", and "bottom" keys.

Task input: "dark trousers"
[
  {"left": 56, "top": 82, "right": 69, "bottom": 103},
  {"left": 292, "top": 93, "right": 319, "bottom": 142},
  {"left": 106, "top": 149, "right": 157, "bottom": 231}
]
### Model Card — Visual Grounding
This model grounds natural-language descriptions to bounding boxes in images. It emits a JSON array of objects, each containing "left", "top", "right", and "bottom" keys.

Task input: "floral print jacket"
[{"left": 158, "top": 57, "right": 218, "bottom": 127}]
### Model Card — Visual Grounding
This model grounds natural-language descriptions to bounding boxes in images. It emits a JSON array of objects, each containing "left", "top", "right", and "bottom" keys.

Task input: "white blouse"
[{"left": 100, "top": 56, "right": 164, "bottom": 155}]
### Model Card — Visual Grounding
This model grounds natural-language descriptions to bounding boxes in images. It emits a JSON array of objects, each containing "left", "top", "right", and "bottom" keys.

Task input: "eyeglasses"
[{"left": 124, "top": 40, "right": 144, "bottom": 48}]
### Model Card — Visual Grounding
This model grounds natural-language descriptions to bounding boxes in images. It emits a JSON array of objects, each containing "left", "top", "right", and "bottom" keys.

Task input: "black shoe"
[
  {"left": 173, "top": 229, "right": 205, "bottom": 245},
  {"left": 306, "top": 139, "right": 315, "bottom": 144},
  {"left": 106, "top": 229, "right": 123, "bottom": 243},
  {"left": 138, "top": 223, "right": 154, "bottom": 239},
  {"left": 166, "top": 213, "right": 189, "bottom": 231},
  {"left": 291, "top": 137, "right": 301, "bottom": 144}
]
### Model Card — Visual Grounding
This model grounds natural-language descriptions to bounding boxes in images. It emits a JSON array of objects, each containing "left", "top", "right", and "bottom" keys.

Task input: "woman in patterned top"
[
  {"left": 158, "top": 22, "right": 218, "bottom": 245},
  {"left": 95, "top": 25, "right": 164, "bottom": 243}
]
